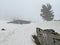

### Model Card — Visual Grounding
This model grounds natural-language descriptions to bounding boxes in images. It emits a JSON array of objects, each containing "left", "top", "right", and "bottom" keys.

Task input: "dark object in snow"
[
  {"left": 36, "top": 27, "right": 60, "bottom": 45},
  {"left": 8, "top": 19, "right": 31, "bottom": 24},
  {"left": 32, "top": 35, "right": 41, "bottom": 45},
  {"left": 1, "top": 28, "right": 5, "bottom": 31},
  {"left": 44, "top": 29, "right": 55, "bottom": 33}
]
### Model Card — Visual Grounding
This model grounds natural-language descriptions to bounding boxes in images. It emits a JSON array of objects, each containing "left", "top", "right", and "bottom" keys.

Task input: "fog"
[{"left": 0, "top": 0, "right": 60, "bottom": 21}]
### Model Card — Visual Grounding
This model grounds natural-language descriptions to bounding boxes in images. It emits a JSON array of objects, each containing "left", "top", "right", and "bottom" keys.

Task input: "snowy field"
[{"left": 0, "top": 20, "right": 60, "bottom": 45}]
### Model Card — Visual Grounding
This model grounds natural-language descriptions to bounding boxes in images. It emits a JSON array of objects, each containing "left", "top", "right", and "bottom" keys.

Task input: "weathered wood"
[{"left": 36, "top": 28, "right": 60, "bottom": 45}]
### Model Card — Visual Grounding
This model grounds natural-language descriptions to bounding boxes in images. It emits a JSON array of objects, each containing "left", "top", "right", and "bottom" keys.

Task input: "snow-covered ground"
[{"left": 0, "top": 20, "right": 60, "bottom": 45}]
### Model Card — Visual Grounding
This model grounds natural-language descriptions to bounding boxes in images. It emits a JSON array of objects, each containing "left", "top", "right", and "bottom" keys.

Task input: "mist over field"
[
  {"left": 0, "top": 0, "right": 60, "bottom": 45},
  {"left": 0, "top": 0, "right": 60, "bottom": 21}
]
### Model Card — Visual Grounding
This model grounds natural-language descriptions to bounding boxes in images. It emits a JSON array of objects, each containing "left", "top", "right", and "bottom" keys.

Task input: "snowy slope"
[
  {"left": 0, "top": 20, "right": 60, "bottom": 45},
  {"left": 0, "top": 20, "right": 36, "bottom": 45},
  {"left": 35, "top": 21, "right": 60, "bottom": 33}
]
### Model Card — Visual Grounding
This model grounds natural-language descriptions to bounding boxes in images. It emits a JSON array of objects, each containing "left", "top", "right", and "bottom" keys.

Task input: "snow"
[{"left": 0, "top": 20, "right": 60, "bottom": 45}]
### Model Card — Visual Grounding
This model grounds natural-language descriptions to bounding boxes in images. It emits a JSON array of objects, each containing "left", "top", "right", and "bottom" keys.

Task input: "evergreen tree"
[{"left": 40, "top": 4, "right": 54, "bottom": 21}]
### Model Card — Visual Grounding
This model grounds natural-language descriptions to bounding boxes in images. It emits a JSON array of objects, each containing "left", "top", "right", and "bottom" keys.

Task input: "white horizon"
[{"left": 0, "top": 0, "right": 60, "bottom": 21}]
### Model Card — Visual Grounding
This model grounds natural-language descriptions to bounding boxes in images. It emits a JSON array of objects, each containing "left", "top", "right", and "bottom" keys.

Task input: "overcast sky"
[{"left": 0, "top": 0, "right": 60, "bottom": 21}]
